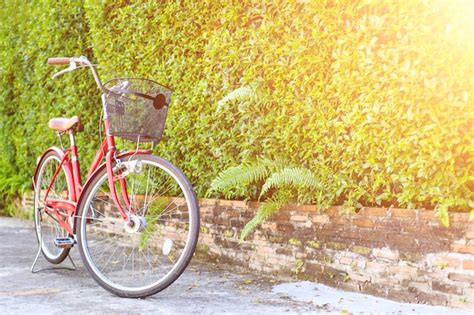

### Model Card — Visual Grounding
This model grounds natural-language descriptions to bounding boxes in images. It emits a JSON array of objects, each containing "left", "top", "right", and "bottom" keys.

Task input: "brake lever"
[{"left": 52, "top": 61, "right": 77, "bottom": 79}]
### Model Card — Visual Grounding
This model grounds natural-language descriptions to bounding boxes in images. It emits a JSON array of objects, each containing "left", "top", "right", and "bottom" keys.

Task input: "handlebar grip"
[{"left": 47, "top": 58, "right": 71, "bottom": 65}]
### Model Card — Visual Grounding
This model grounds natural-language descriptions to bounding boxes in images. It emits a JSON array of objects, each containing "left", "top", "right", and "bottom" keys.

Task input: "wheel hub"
[{"left": 124, "top": 215, "right": 147, "bottom": 233}]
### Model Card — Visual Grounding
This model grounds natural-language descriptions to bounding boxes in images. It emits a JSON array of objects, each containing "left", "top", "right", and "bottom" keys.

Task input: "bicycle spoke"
[{"left": 79, "top": 156, "right": 198, "bottom": 293}]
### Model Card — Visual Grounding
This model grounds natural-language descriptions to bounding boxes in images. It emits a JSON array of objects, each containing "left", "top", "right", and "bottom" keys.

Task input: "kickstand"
[{"left": 30, "top": 224, "right": 77, "bottom": 273}]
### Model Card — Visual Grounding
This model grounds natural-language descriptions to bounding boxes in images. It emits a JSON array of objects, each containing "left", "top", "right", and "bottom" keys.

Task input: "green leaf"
[{"left": 435, "top": 204, "right": 450, "bottom": 227}]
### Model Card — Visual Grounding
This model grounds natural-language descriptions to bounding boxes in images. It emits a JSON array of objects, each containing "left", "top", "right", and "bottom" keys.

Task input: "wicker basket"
[{"left": 103, "top": 78, "right": 172, "bottom": 142}]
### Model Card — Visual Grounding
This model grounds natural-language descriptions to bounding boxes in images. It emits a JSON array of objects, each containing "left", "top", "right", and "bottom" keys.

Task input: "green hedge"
[
  {"left": 0, "top": 0, "right": 98, "bottom": 215},
  {"left": 0, "top": 0, "right": 472, "bottom": 216}
]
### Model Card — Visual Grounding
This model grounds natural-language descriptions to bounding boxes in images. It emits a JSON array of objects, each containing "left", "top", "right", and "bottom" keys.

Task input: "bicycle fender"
[{"left": 33, "top": 146, "right": 73, "bottom": 187}]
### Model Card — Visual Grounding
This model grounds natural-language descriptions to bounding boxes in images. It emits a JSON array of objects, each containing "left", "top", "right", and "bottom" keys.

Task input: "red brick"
[
  {"left": 448, "top": 273, "right": 474, "bottom": 284},
  {"left": 353, "top": 218, "right": 374, "bottom": 228},
  {"left": 219, "top": 199, "right": 248, "bottom": 209},
  {"left": 451, "top": 244, "right": 474, "bottom": 255},
  {"left": 272, "top": 212, "right": 290, "bottom": 222},
  {"left": 295, "top": 204, "right": 318, "bottom": 212},
  {"left": 259, "top": 246, "right": 274, "bottom": 254},
  {"left": 432, "top": 281, "right": 462, "bottom": 295},
  {"left": 324, "top": 207, "right": 338, "bottom": 215},
  {"left": 466, "top": 230, "right": 474, "bottom": 239},
  {"left": 450, "top": 212, "right": 469, "bottom": 223},
  {"left": 463, "top": 260, "right": 474, "bottom": 270},
  {"left": 199, "top": 206, "right": 214, "bottom": 214},
  {"left": 392, "top": 208, "right": 415, "bottom": 218},
  {"left": 364, "top": 207, "right": 387, "bottom": 217},
  {"left": 199, "top": 198, "right": 218, "bottom": 206},
  {"left": 335, "top": 217, "right": 349, "bottom": 226},
  {"left": 448, "top": 296, "right": 474, "bottom": 310},
  {"left": 402, "top": 223, "right": 420, "bottom": 233},
  {"left": 248, "top": 201, "right": 261, "bottom": 209},
  {"left": 373, "top": 247, "right": 399, "bottom": 261},
  {"left": 312, "top": 214, "right": 330, "bottom": 224},
  {"left": 261, "top": 222, "right": 277, "bottom": 232},
  {"left": 418, "top": 211, "right": 436, "bottom": 221},
  {"left": 283, "top": 204, "right": 317, "bottom": 212},
  {"left": 437, "top": 257, "right": 461, "bottom": 269},
  {"left": 290, "top": 214, "right": 310, "bottom": 222}
]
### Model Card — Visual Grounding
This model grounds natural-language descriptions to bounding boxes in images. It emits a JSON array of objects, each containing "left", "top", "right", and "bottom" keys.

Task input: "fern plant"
[
  {"left": 210, "top": 159, "right": 321, "bottom": 240},
  {"left": 217, "top": 86, "right": 256, "bottom": 111}
]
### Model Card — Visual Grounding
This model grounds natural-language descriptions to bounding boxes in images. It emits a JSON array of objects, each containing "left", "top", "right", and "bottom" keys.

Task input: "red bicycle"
[{"left": 33, "top": 56, "right": 199, "bottom": 298}]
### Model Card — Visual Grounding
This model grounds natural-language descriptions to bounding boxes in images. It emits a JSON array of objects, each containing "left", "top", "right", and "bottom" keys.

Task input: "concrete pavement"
[{"left": 0, "top": 217, "right": 467, "bottom": 314}]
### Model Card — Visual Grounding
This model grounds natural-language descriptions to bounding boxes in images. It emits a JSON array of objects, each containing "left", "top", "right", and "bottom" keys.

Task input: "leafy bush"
[
  {"left": 0, "top": 0, "right": 98, "bottom": 215},
  {"left": 0, "top": 0, "right": 472, "bottom": 220}
]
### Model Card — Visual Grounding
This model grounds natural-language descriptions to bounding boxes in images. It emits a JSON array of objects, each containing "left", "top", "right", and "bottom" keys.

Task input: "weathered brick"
[
  {"left": 436, "top": 257, "right": 461, "bottom": 269},
  {"left": 261, "top": 222, "right": 277, "bottom": 232},
  {"left": 353, "top": 218, "right": 374, "bottom": 228},
  {"left": 448, "top": 273, "right": 474, "bottom": 284},
  {"left": 418, "top": 211, "right": 436, "bottom": 221},
  {"left": 326, "top": 242, "right": 348, "bottom": 250},
  {"left": 295, "top": 252, "right": 306, "bottom": 259},
  {"left": 349, "top": 273, "right": 371, "bottom": 283},
  {"left": 388, "top": 264, "right": 417, "bottom": 279},
  {"left": 466, "top": 231, "right": 474, "bottom": 240},
  {"left": 199, "top": 205, "right": 215, "bottom": 214},
  {"left": 338, "top": 281, "right": 361, "bottom": 292},
  {"left": 324, "top": 207, "right": 338, "bottom": 216},
  {"left": 463, "top": 287, "right": 474, "bottom": 298},
  {"left": 290, "top": 214, "right": 310, "bottom": 222},
  {"left": 463, "top": 260, "right": 474, "bottom": 270},
  {"left": 277, "top": 222, "right": 294, "bottom": 233},
  {"left": 392, "top": 208, "right": 415, "bottom": 218},
  {"left": 218, "top": 199, "right": 235, "bottom": 207},
  {"left": 312, "top": 214, "right": 330, "bottom": 224},
  {"left": 432, "top": 281, "right": 462, "bottom": 295},
  {"left": 272, "top": 212, "right": 290, "bottom": 222},
  {"left": 365, "top": 261, "right": 387, "bottom": 275},
  {"left": 292, "top": 204, "right": 318, "bottom": 212},
  {"left": 408, "top": 281, "right": 430, "bottom": 293},
  {"left": 451, "top": 244, "right": 474, "bottom": 255},
  {"left": 373, "top": 247, "right": 399, "bottom": 261},
  {"left": 259, "top": 246, "right": 275, "bottom": 254},
  {"left": 351, "top": 245, "right": 372, "bottom": 256},
  {"left": 266, "top": 257, "right": 280, "bottom": 265},
  {"left": 339, "top": 257, "right": 352, "bottom": 265},
  {"left": 449, "top": 212, "right": 469, "bottom": 223},
  {"left": 407, "top": 286, "right": 448, "bottom": 305},
  {"left": 305, "top": 240, "right": 321, "bottom": 249},
  {"left": 401, "top": 223, "right": 420, "bottom": 233},
  {"left": 448, "top": 295, "right": 474, "bottom": 310},
  {"left": 334, "top": 217, "right": 349, "bottom": 225},
  {"left": 363, "top": 207, "right": 387, "bottom": 217}
]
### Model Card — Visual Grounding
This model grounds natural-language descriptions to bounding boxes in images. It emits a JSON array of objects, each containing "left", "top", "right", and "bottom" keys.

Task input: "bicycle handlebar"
[
  {"left": 47, "top": 57, "right": 71, "bottom": 65},
  {"left": 48, "top": 56, "right": 106, "bottom": 93}
]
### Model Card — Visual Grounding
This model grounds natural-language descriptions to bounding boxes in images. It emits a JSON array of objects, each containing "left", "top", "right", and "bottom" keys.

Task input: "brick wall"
[
  {"left": 197, "top": 199, "right": 474, "bottom": 310},
  {"left": 24, "top": 194, "right": 473, "bottom": 309}
]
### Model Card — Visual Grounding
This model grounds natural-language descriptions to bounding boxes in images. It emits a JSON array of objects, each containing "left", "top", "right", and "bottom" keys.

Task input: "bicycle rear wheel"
[
  {"left": 34, "top": 150, "right": 72, "bottom": 264},
  {"left": 76, "top": 154, "right": 199, "bottom": 298}
]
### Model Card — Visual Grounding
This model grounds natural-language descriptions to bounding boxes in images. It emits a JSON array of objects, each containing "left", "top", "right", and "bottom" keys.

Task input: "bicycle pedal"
[{"left": 54, "top": 237, "right": 76, "bottom": 248}]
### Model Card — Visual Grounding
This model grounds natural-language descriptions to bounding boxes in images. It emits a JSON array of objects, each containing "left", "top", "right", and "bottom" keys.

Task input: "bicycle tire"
[
  {"left": 34, "top": 150, "right": 72, "bottom": 264},
  {"left": 76, "top": 154, "right": 199, "bottom": 298}
]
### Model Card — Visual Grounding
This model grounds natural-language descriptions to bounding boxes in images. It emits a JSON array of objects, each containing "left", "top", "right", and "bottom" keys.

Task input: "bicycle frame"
[
  {"left": 35, "top": 56, "right": 158, "bottom": 236},
  {"left": 36, "top": 117, "right": 152, "bottom": 235}
]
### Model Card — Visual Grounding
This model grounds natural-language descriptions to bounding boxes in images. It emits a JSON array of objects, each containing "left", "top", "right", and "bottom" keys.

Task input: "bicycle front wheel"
[{"left": 76, "top": 154, "right": 199, "bottom": 298}]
